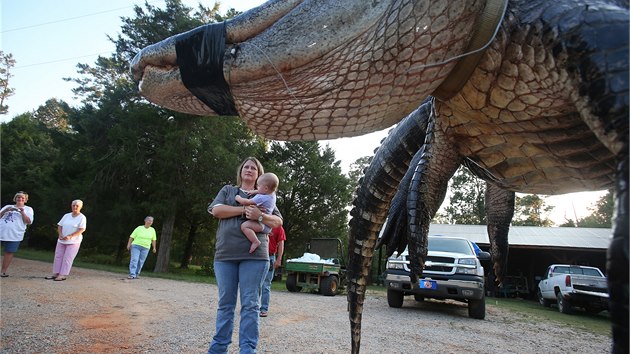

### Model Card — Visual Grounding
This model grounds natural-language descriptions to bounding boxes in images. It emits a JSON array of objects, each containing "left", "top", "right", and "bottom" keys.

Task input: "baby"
[{"left": 235, "top": 172, "right": 279, "bottom": 253}]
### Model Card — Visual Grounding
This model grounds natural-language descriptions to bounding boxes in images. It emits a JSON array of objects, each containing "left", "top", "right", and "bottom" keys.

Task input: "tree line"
[
  {"left": 0, "top": 1, "right": 354, "bottom": 272},
  {"left": 435, "top": 166, "right": 613, "bottom": 228}
]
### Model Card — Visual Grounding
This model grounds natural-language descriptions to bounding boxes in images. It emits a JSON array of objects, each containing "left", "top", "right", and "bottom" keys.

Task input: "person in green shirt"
[{"left": 126, "top": 216, "right": 157, "bottom": 279}]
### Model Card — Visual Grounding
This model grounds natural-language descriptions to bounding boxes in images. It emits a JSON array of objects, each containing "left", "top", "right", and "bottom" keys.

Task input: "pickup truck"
[
  {"left": 384, "top": 236, "right": 490, "bottom": 319},
  {"left": 537, "top": 264, "right": 609, "bottom": 314}
]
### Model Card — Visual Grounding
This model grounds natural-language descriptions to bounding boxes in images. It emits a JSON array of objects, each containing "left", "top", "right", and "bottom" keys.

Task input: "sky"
[{"left": 1, "top": 0, "right": 608, "bottom": 225}]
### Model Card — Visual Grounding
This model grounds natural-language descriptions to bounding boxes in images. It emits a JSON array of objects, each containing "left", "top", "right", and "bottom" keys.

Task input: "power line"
[
  {"left": 14, "top": 52, "right": 112, "bottom": 69},
  {"left": 6, "top": 0, "right": 164, "bottom": 69},
  {"left": 1, "top": 0, "right": 163, "bottom": 33}
]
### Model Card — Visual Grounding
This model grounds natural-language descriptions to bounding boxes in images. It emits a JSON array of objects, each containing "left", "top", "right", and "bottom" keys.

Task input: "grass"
[
  {"left": 16, "top": 248, "right": 218, "bottom": 284},
  {"left": 17, "top": 249, "right": 298, "bottom": 288},
  {"left": 489, "top": 297, "right": 611, "bottom": 337},
  {"left": 15, "top": 249, "right": 612, "bottom": 337}
]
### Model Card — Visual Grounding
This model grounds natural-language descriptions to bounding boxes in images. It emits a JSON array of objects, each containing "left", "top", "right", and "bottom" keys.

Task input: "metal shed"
[{"left": 428, "top": 224, "right": 611, "bottom": 298}]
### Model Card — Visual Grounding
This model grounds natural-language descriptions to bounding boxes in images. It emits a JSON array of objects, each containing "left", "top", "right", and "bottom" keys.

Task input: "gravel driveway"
[{"left": 0, "top": 258, "right": 611, "bottom": 353}]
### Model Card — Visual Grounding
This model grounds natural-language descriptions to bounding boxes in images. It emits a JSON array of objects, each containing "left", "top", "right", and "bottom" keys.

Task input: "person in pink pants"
[{"left": 45, "top": 200, "right": 87, "bottom": 281}]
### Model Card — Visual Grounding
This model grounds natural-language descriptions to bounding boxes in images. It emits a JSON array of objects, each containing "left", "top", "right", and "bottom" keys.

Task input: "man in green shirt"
[{"left": 127, "top": 216, "right": 157, "bottom": 279}]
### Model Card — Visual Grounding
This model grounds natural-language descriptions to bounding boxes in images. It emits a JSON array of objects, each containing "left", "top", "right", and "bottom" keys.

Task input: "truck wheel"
[
  {"left": 320, "top": 275, "right": 338, "bottom": 296},
  {"left": 468, "top": 296, "right": 486, "bottom": 319},
  {"left": 286, "top": 274, "right": 302, "bottom": 292},
  {"left": 538, "top": 288, "right": 551, "bottom": 307},
  {"left": 556, "top": 292, "right": 572, "bottom": 314},
  {"left": 387, "top": 289, "right": 404, "bottom": 308}
]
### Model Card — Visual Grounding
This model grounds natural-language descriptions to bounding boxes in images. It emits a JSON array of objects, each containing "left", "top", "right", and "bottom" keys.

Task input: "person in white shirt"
[
  {"left": 0, "top": 191, "right": 34, "bottom": 277},
  {"left": 45, "top": 199, "right": 87, "bottom": 281}
]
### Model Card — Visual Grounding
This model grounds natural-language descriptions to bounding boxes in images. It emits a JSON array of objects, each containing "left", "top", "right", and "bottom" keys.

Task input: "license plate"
[{"left": 418, "top": 279, "right": 437, "bottom": 290}]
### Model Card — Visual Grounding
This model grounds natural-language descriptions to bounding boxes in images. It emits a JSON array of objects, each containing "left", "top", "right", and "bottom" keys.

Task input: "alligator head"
[{"left": 131, "top": 0, "right": 495, "bottom": 141}]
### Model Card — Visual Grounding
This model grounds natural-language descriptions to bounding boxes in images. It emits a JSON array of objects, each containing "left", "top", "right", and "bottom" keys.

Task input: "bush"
[{"left": 197, "top": 256, "right": 214, "bottom": 276}]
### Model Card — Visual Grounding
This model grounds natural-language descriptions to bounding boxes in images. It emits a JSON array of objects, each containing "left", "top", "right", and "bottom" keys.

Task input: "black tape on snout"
[{"left": 175, "top": 22, "right": 238, "bottom": 116}]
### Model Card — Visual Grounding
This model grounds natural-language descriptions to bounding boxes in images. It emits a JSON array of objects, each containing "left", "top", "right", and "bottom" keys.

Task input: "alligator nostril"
[{"left": 228, "top": 44, "right": 241, "bottom": 59}]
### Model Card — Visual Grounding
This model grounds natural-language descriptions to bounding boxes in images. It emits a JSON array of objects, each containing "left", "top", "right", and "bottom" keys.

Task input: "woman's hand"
[
  {"left": 245, "top": 206, "right": 282, "bottom": 228},
  {"left": 0, "top": 207, "right": 20, "bottom": 218},
  {"left": 244, "top": 205, "right": 267, "bottom": 219},
  {"left": 17, "top": 208, "right": 31, "bottom": 224},
  {"left": 244, "top": 205, "right": 262, "bottom": 220}
]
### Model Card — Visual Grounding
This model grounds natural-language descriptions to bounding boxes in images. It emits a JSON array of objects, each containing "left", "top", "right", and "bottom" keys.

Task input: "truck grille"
[{"left": 424, "top": 256, "right": 455, "bottom": 273}]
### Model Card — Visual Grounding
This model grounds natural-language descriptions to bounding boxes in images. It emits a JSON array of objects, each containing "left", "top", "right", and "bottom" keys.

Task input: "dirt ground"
[{"left": 0, "top": 258, "right": 612, "bottom": 353}]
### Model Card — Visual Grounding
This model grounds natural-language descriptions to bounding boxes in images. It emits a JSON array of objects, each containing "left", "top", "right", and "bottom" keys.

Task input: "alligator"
[{"left": 129, "top": 0, "right": 629, "bottom": 352}]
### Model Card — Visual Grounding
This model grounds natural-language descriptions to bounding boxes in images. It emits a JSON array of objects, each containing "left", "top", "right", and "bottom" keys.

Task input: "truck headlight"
[
  {"left": 458, "top": 258, "right": 476, "bottom": 265},
  {"left": 456, "top": 267, "right": 477, "bottom": 275},
  {"left": 456, "top": 258, "right": 479, "bottom": 275}
]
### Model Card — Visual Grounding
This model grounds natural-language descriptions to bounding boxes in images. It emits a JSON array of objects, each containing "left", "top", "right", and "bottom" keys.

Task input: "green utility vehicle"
[{"left": 285, "top": 238, "right": 346, "bottom": 296}]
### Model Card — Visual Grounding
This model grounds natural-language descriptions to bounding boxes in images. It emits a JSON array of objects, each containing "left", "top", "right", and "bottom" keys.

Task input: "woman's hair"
[
  {"left": 236, "top": 157, "right": 264, "bottom": 186},
  {"left": 72, "top": 199, "right": 83, "bottom": 207},
  {"left": 144, "top": 216, "right": 154, "bottom": 222},
  {"left": 13, "top": 191, "right": 29, "bottom": 202}
]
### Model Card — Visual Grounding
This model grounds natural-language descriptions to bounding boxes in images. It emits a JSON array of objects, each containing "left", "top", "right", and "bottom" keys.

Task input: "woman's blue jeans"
[
  {"left": 209, "top": 259, "right": 268, "bottom": 354},
  {"left": 129, "top": 244, "right": 150, "bottom": 278}
]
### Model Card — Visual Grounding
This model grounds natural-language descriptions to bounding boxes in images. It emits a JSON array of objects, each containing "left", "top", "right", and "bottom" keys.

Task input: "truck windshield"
[{"left": 428, "top": 238, "right": 474, "bottom": 255}]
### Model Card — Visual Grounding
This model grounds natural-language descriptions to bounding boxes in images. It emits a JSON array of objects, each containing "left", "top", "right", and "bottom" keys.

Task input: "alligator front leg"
[
  {"left": 376, "top": 143, "right": 429, "bottom": 257},
  {"left": 406, "top": 104, "right": 463, "bottom": 283},
  {"left": 348, "top": 99, "right": 432, "bottom": 354}
]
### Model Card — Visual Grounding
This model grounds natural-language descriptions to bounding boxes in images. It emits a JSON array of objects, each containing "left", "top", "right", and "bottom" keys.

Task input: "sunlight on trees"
[
  {"left": 512, "top": 194, "right": 554, "bottom": 227},
  {"left": 0, "top": 51, "right": 16, "bottom": 115}
]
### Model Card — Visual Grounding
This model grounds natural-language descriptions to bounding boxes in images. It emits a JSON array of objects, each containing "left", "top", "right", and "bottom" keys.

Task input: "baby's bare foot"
[{"left": 249, "top": 240, "right": 261, "bottom": 253}]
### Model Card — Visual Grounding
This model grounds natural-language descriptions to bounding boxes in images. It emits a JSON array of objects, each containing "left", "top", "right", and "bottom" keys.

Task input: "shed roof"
[{"left": 428, "top": 224, "right": 612, "bottom": 250}]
